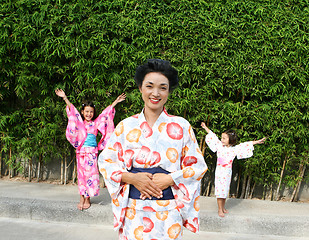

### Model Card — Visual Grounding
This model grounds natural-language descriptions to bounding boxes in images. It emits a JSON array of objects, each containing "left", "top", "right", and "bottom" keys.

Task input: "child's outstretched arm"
[
  {"left": 201, "top": 122, "right": 211, "bottom": 133},
  {"left": 252, "top": 137, "right": 266, "bottom": 145},
  {"left": 55, "top": 88, "right": 71, "bottom": 107},
  {"left": 111, "top": 93, "right": 126, "bottom": 108}
]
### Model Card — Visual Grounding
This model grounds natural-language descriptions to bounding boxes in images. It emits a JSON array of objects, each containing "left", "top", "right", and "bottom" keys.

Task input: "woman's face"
[
  {"left": 139, "top": 72, "right": 169, "bottom": 114},
  {"left": 81, "top": 106, "right": 94, "bottom": 122}
]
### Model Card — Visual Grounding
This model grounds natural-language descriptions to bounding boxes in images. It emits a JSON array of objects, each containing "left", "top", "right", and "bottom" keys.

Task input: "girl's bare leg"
[
  {"left": 217, "top": 198, "right": 226, "bottom": 217},
  {"left": 83, "top": 197, "right": 91, "bottom": 210},
  {"left": 77, "top": 195, "right": 84, "bottom": 211}
]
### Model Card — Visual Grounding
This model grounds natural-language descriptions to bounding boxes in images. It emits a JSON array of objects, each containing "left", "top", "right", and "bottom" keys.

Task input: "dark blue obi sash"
[{"left": 128, "top": 167, "right": 175, "bottom": 200}]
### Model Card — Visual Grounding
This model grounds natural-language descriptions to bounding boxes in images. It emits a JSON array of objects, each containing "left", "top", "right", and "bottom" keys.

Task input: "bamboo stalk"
[
  {"left": 72, "top": 159, "right": 77, "bottom": 185},
  {"left": 23, "top": 158, "right": 26, "bottom": 178},
  {"left": 0, "top": 148, "right": 2, "bottom": 178},
  {"left": 37, "top": 161, "right": 40, "bottom": 182},
  {"left": 9, "top": 147, "right": 12, "bottom": 178},
  {"left": 294, "top": 164, "right": 306, "bottom": 202},
  {"left": 0, "top": 134, "right": 2, "bottom": 178},
  {"left": 0, "top": 140, "right": 2, "bottom": 178},
  {"left": 201, "top": 177, "right": 208, "bottom": 196},
  {"left": 240, "top": 174, "right": 247, "bottom": 199},
  {"left": 199, "top": 137, "right": 203, "bottom": 150},
  {"left": 270, "top": 183, "right": 274, "bottom": 201},
  {"left": 71, "top": 148, "right": 77, "bottom": 185},
  {"left": 275, "top": 156, "right": 287, "bottom": 201},
  {"left": 37, "top": 154, "right": 42, "bottom": 182},
  {"left": 201, "top": 136, "right": 206, "bottom": 155},
  {"left": 249, "top": 182, "right": 256, "bottom": 199},
  {"left": 64, "top": 154, "right": 67, "bottom": 185},
  {"left": 262, "top": 185, "right": 266, "bottom": 200},
  {"left": 28, "top": 158, "right": 32, "bottom": 182},
  {"left": 206, "top": 180, "right": 211, "bottom": 196},
  {"left": 245, "top": 175, "right": 251, "bottom": 199},
  {"left": 5, "top": 159, "right": 8, "bottom": 176},
  {"left": 290, "top": 161, "right": 305, "bottom": 202},
  {"left": 236, "top": 169, "right": 241, "bottom": 197},
  {"left": 60, "top": 158, "right": 64, "bottom": 185}
]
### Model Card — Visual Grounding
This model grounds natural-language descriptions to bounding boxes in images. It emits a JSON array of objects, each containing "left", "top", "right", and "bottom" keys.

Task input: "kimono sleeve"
[
  {"left": 205, "top": 130, "right": 222, "bottom": 153},
  {"left": 98, "top": 121, "right": 127, "bottom": 199},
  {"left": 235, "top": 141, "right": 254, "bottom": 159},
  {"left": 95, "top": 105, "right": 116, "bottom": 151},
  {"left": 65, "top": 104, "right": 87, "bottom": 149},
  {"left": 170, "top": 123, "right": 208, "bottom": 202}
]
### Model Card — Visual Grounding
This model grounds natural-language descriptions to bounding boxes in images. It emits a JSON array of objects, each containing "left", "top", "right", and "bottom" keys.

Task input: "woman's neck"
[{"left": 143, "top": 107, "right": 163, "bottom": 128}]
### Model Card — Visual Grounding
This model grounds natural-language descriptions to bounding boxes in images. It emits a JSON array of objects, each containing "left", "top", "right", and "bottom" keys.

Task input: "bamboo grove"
[{"left": 0, "top": 0, "right": 308, "bottom": 201}]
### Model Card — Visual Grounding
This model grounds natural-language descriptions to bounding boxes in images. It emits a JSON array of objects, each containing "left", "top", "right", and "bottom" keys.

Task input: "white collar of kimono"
[{"left": 138, "top": 107, "right": 169, "bottom": 127}]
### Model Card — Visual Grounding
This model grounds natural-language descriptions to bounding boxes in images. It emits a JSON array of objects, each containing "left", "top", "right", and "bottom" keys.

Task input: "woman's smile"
[
  {"left": 150, "top": 98, "right": 160, "bottom": 104},
  {"left": 140, "top": 72, "right": 169, "bottom": 113}
]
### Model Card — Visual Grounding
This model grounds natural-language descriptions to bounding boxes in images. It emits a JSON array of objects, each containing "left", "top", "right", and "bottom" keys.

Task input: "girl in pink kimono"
[
  {"left": 99, "top": 59, "right": 207, "bottom": 240},
  {"left": 201, "top": 122, "right": 265, "bottom": 217},
  {"left": 55, "top": 88, "right": 126, "bottom": 210}
]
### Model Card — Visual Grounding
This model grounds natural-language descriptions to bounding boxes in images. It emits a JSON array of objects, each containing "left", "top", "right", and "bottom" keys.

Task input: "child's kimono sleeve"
[
  {"left": 205, "top": 130, "right": 222, "bottom": 153},
  {"left": 95, "top": 105, "right": 116, "bottom": 151},
  {"left": 65, "top": 104, "right": 87, "bottom": 149},
  {"left": 170, "top": 123, "right": 208, "bottom": 232},
  {"left": 235, "top": 141, "right": 254, "bottom": 159}
]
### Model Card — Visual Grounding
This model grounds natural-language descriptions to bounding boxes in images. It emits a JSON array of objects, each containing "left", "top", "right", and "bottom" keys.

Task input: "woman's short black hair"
[
  {"left": 81, "top": 101, "right": 97, "bottom": 121},
  {"left": 134, "top": 59, "right": 179, "bottom": 92},
  {"left": 224, "top": 129, "right": 238, "bottom": 146}
]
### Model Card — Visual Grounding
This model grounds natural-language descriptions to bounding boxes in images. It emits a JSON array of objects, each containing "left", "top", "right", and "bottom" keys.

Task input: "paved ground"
[
  {"left": 1, "top": 180, "right": 309, "bottom": 239},
  {"left": 1, "top": 217, "right": 308, "bottom": 240}
]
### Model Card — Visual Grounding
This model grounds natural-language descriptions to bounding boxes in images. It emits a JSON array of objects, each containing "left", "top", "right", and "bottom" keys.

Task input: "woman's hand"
[
  {"left": 122, "top": 172, "right": 162, "bottom": 200},
  {"left": 152, "top": 173, "right": 174, "bottom": 191},
  {"left": 111, "top": 93, "right": 126, "bottom": 108},
  {"left": 139, "top": 173, "right": 175, "bottom": 200}
]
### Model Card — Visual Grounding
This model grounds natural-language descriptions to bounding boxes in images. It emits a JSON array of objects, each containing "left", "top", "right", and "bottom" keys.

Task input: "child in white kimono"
[{"left": 201, "top": 122, "right": 265, "bottom": 217}]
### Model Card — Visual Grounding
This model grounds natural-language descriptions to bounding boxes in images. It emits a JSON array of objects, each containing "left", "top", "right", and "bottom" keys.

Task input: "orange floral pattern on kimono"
[{"left": 98, "top": 108, "right": 208, "bottom": 237}]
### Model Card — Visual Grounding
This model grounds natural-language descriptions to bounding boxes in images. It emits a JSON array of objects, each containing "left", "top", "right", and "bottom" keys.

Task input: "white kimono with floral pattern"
[
  {"left": 98, "top": 108, "right": 207, "bottom": 238},
  {"left": 205, "top": 131, "right": 254, "bottom": 198}
]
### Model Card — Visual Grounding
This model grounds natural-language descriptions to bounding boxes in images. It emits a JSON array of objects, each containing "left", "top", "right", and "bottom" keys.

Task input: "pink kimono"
[{"left": 66, "top": 104, "right": 115, "bottom": 197}]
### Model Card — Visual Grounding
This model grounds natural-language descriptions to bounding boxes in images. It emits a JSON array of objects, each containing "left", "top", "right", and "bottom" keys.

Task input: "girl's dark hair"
[
  {"left": 224, "top": 129, "right": 237, "bottom": 146},
  {"left": 134, "top": 59, "right": 179, "bottom": 92},
  {"left": 81, "top": 101, "right": 97, "bottom": 121}
]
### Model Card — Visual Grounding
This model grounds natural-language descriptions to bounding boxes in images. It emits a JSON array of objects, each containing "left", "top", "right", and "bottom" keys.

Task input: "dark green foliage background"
[{"left": 0, "top": 0, "right": 308, "bottom": 197}]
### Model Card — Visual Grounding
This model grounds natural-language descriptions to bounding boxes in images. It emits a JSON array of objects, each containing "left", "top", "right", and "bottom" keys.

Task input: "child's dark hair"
[
  {"left": 81, "top": 101, "right": 97, "bottom": 121},
  {"left": 134, "top": 59, "right": 179, "bottom": 92},
  {"left": 224, "top": 129, "right": 237, "bottom": 146}
]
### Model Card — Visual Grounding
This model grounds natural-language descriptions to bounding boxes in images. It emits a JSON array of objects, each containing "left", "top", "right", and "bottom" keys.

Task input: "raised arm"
[
  {"left": 55, "top": 88, "right": 71, "bottom": 108},
  {"left": 201, "top": 122, "right": 211, "bottom": 133},
  {"left": 111, "top": 93, "right": 126, "bottom": 109},
  {"left": 252, "top": 137, "right": 267, "bottom": 145}
]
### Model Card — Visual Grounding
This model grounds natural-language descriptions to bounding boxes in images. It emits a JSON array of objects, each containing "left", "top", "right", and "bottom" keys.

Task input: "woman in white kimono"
[
  {"left": 98, "top": 59, "right": 208, "bottom": 240},
  {"left": 201, "top": 122, "right": 266, "bottom": 217}
]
